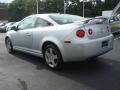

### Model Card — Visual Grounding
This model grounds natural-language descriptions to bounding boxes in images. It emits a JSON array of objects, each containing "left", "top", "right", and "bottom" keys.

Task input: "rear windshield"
[{"left": 49, "top": 14, "right": 84, "bottom": 25}]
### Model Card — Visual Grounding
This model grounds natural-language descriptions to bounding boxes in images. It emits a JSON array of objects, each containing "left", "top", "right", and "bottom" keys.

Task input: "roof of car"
[
  {"left": 31, "top": 13, "right": 81, "bottom": 16},
  {"left": 25, "top": 13, "right": 85, "bottom": 25}
]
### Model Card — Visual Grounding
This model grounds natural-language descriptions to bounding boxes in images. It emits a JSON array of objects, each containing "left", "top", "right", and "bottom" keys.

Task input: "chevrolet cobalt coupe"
[{"left": 5, "top": 14, "right": 114, "bottom": 69}]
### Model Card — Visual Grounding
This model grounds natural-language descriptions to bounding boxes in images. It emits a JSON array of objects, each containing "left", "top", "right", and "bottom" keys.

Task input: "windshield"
[{"left": 49, "top": 14, "right": 84, "bottom": 25}]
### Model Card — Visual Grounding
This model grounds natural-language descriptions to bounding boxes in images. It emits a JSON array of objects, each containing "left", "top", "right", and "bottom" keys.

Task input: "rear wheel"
[
  {"left": 87, "top": 56, "right": 98, "bottom": 63},
  {"left": 5, "top": 38, "right": 14, "bottom": 53},
  {"left": 43, "top": 44, "right": 63, "bottom": 70}
]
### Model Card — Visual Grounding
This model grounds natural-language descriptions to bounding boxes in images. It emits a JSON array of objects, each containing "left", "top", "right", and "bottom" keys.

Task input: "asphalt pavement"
[{"left": 0, "top": 33, "right": 120, "bottom": 90}]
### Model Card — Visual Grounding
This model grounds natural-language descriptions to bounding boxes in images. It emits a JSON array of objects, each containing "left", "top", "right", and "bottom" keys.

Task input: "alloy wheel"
[{"left": 45, "top": 47, "right": 58, "bottom": 68}]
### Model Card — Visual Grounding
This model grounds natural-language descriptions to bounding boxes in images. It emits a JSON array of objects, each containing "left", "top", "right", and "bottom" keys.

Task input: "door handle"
[{"left": 26, "top": 33, "right": 31, "bottom": 36}]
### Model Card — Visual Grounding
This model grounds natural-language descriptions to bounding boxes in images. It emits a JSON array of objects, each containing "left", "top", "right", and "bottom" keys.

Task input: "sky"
[
  {"left": 0, "top": 0, "right": 105, "bottom": 3},
  {"left": 0, "top": 0, "right": 13, "bottom": 3}
]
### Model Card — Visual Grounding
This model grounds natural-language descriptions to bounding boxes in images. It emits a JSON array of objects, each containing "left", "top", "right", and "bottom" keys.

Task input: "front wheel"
[
  {"left": 43, "top": 44, "right": 63, "bottom": 70},
  {"left": 5, "top": 38, "right": 14, "bottom": 53}
]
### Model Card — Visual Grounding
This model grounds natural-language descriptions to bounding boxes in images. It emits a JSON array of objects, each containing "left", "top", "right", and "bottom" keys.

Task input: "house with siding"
[{"left": 0, "top": 8, "right": 8, "bottom": 23}]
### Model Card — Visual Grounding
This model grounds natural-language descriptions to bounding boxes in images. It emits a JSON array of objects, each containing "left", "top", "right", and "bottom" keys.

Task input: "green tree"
[
  {"left": 0, "top": 3, "right": 8, "bottom": 8},
  {"left": 8, "top": 0, "right": 64, "bottom": 21},
  {"left": 103, "top": 0, "right": 120, "bottom": 10},
  {"left": 8, "top": 0, "right": 27, "bottom": 21},
  {"left": 8, "top": 0, "right": 120, "bottom": 21},
  {"left": 43, "top": 0, "right": 64, "bottom": 13}
]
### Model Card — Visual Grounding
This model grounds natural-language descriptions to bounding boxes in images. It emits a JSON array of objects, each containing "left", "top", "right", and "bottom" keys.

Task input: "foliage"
[
  {"left": 5, "top": 0, "right": 120, "bottom": 21},
  {"left": 0, "top": 3, "right": 8, "bottom": 8}
]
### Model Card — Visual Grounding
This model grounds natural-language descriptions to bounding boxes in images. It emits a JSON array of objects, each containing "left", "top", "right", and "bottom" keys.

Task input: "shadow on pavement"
[
  {"left": 11, "top": 51, "right": 46, "bottom": 70},
  {"left": 12, "top": 51, "right": 120, "bottom": 90}
]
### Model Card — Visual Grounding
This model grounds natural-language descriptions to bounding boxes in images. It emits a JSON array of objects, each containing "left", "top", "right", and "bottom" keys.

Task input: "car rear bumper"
[{"left": 62, "top": 34, "right": 114, "bottom": 62}]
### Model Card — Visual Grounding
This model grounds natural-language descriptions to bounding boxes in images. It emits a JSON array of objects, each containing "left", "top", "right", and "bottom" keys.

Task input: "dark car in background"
[
  {"left": 0, "top": 22, "right": 7, "bottom": 33},
  {"left": 0, "top": 22, "right": 14, "bottom": 33},
  {"left": 6, "top": 21, "right": 20, "bottom": 32}
]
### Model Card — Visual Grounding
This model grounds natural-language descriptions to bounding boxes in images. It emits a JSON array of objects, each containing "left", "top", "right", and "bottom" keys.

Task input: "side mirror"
[
  {"left": 47, "top": 22, "right": 53, "bottom": 26},
  {"left": 11, "top": 26, "right": 18, "bottom": 31}
]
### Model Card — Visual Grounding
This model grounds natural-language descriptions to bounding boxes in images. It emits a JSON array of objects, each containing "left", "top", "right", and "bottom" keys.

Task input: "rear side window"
[
  {"left": 49, "top": 14, "right": 83, "bottom": 25},
  {"left": 35, "top": 18, "right": 53, "bottom": 27}
]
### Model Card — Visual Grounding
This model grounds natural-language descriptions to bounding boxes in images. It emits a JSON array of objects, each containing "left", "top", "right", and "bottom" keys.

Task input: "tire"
[
  {"left": 5, "top": 38, "right": 14, "bottom": 53},
  {"left": 87, "top": 56, "right": 98, "bottom": 63},
  {"left": 43, "top": 44, "right": 63, "bottom": 70}
]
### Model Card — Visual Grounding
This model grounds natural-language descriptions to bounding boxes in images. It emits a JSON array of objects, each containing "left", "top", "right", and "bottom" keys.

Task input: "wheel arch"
[
  {"left": 42, "top": 41, "right": 61, "bottom": 54},
  {"left": 5, "top": 35, "right": 13, "bottom": 46},
  {"left": 41, "top": 38, "right": 66, "bottom": 62},
  {"left": 5, "top": 36, "right": 10, "bottom": 44}
]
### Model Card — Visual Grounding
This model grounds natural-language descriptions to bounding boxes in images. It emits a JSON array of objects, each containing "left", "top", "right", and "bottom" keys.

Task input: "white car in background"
[
  {"left": 5, "top": 22, "right": 15, "bottom": 31},
  {"left": 6, "top": 21, "right": 20, "bottom": 32}
]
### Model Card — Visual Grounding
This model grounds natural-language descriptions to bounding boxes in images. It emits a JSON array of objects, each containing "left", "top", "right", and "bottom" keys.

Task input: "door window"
[
  {"left": 18, "top": 17, "right": 37, "bottom": 30},
  {"left": 35, "top": 18, "right": 53, "bottom": 27}
]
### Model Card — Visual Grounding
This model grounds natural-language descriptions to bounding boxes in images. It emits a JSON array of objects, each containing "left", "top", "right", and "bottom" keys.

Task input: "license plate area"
[{"left": 102, "top": 40, "right": 109, "bottom": 47}]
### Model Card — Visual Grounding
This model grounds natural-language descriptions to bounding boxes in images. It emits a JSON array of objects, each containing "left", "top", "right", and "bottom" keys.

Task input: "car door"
[
  {"left": 13, "top": 16, "right": 37, "bottom": 51},
  {"left": 32, "top": 17, "right": 53, "bottom": 54}
]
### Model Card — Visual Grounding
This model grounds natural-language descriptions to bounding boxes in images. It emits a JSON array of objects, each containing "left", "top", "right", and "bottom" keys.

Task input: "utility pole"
[
  {"left": 83, "top": 0, "right": 87, "bottom": 17},
  {"left": 36, "top": 0, "right": 39, "bottom": 14},
  {"left": 64, "top": 0, "right": 66, "bottom": 13},
  {"left": 83, "top": 0, "right": 84, "bottom": 17}
]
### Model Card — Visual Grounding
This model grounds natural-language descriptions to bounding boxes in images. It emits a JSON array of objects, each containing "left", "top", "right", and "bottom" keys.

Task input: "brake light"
[
  {"left": 88, "top": 29, "right": 93, "bottom": 35},
  {"left": 76, "top": 29, "right": 85, "bottom": 38}
]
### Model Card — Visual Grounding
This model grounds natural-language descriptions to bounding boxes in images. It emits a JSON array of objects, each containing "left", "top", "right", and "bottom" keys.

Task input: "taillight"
[
  {"left": 76, "top": 29, "right": 85, "bottom": 38},
  {"left": 88, "top": 29, "right": 93, "bottom": 35}
]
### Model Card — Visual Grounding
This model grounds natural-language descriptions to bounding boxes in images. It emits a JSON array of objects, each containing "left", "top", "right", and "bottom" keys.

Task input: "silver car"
[{"left": 5, "top": 14, "right": 114, "bottom": 69}]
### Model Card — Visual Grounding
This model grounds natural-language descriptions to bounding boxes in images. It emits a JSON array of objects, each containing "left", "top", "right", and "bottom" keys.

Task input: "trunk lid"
[{"left": 84, "top": 24, "right": 111, "bottom": 39}]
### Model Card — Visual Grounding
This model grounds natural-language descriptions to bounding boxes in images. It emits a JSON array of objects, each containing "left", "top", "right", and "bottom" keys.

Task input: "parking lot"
[{"left": 0, "top": 33, "right": 120, "bottom": 90}]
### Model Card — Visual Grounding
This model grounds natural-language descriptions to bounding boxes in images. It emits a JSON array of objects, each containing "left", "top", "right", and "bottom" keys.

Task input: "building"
[
  {"left": 102, "top": 10, "right": 113, "bottom": 17},
  {"left": 0, "top": 8, "right": 9, "bottom": 23}
]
